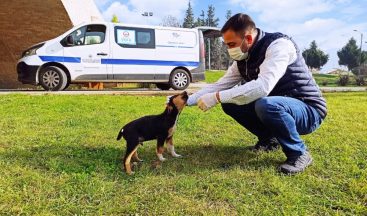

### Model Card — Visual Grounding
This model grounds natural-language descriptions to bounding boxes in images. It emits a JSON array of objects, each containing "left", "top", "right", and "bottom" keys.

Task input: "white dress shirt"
[{"left": 191, "top": 38, "right": 298, "bottom": 105}]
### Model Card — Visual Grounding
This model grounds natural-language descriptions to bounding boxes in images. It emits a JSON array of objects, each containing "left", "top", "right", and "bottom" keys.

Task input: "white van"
[{"left": 17, "top": 22, "right": 220, "bottom": 91}]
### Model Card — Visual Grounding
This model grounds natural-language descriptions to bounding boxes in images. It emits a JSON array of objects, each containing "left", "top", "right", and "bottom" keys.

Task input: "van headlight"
[{"left": 21, "top": 43, "right": 45, "bottom": 58}]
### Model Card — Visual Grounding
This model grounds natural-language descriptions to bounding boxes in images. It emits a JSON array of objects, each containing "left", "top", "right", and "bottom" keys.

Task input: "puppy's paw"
[
  {"left": 171, "top": 152, "right": 183, "bottom": 158},
  {"left": 157, "top": 154, "right": 167, "bottom": 162},
  {"left": 159, "top": 157, "right": 167, "bottom": 162},
  {"left": 133, "top": 158, "right": 144, "bottom": 163}
]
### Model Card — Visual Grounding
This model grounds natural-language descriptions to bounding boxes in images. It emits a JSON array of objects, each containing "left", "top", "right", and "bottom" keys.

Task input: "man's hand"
[
  {"left": 187, "top": 95, "right": 197, "bottom": 106},
  {"left": 197, "top": 92, "right": 220, "bottom": 112},
  {"left": 166, "top": 95, "right": 197, "bottom": 106}
]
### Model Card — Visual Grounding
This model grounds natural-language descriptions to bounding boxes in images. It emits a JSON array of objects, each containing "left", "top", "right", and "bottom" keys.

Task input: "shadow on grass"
[{"left": 0, "top": 143, "right": 284, "bottom": 178}]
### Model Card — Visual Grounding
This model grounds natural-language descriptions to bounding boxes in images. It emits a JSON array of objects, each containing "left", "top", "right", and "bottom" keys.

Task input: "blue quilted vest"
[{"left": 236, "top": 29, "right": 327, "bottom": 118}]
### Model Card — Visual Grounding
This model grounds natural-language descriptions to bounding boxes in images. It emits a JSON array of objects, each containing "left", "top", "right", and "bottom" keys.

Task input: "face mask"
[{"left": 228, "top": 37, "right": 248, "bottom": 61}]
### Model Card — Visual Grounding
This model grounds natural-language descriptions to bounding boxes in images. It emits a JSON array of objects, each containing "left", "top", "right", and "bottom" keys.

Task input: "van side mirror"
[{"left": 66, "top": 35, "right": 74, "bottom": 46}]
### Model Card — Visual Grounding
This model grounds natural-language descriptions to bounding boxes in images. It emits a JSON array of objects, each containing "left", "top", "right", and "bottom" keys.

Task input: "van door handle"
[{"left": 97, "top": 52, "right": 108, "bottom": 56}]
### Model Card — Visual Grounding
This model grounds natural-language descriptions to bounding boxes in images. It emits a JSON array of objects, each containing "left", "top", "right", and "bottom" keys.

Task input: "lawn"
[
  {"left": 0, "top": 93, "right": 366, "bottom": 215},
  {"left": 205, "top": 70, "right": 358, "bottom": 87}
]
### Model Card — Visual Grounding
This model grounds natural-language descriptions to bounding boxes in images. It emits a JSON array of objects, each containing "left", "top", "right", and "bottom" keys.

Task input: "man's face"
[{"left": 222, "top": 29, "right": 254, "bottom": 52}]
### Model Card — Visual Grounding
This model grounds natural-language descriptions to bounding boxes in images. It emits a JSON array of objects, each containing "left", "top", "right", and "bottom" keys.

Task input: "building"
[
  {"left": 61, "top": 0, "right": 103, "bottom": 26},
  {"left": 0, "top": 0, "right": 103, "bottom": 89}
]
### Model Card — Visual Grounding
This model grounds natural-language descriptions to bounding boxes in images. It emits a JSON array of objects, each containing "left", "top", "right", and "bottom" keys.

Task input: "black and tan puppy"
[{"left": 117, "top": 91, "right": 188, "bottom": 174}]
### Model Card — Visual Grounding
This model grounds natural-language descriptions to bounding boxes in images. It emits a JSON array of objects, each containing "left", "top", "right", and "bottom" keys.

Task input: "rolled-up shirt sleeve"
[
  {"left": 189, "top": 61, "right": 242, "bottom": 103},
  {"left": 219, "top": 38, "right": 297, "bottom": 105}
]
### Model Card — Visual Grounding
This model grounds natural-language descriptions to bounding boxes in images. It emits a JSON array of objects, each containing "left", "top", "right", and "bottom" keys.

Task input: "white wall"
[{"left": 61, "top": 0, "right": 103, "bottom": 26}]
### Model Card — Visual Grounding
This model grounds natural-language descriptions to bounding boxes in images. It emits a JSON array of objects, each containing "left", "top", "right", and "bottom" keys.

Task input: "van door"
[
  {"left": 110, "top": 26, "right": 156, "bottom": 82},
  {"left": 196, "top": 27, "right": 222, "bottom": 38},
  {"left": 62, "top": 24, "right": 110, "bottom": 81}
]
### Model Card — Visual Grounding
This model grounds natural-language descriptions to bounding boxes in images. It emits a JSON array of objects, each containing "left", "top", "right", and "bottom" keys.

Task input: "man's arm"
[
  {"left": 188, "top": 61, "right": 242, "bottom": 105},
  {"left": 218, "top": 38, "right": 297, "bottom": 105}
]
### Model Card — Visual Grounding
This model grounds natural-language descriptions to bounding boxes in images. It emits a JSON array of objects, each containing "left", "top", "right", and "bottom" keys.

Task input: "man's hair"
[{"left": 221, "top": 13, "right": 256, "bottom": 35}]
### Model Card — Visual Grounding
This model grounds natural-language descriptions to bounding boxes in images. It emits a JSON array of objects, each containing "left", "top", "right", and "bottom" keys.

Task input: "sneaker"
[
  {"left": 279, "top": 151, "right": 313, "bottom": 175},
  {"left": 252, "top": 137, "right": 280, "bottom": 152}
]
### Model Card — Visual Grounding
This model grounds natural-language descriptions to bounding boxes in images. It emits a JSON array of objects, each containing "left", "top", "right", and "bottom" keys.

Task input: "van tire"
[
  {"left": 39, "top": 66, "right": 69, "bottom": 91},
  {"left": 169, "top": 69, "right": 190, "bottom": 90},
  {"left": 63, "top": 82, "right": 71, "bottom": 91},
  {"left": 156, "top": 83, "right": 171, "bottom": 90}
]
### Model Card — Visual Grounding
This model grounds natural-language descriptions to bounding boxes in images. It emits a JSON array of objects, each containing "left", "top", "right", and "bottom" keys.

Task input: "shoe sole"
[{"left": 279, "top": 157, "right": 313, "bottom": 175}]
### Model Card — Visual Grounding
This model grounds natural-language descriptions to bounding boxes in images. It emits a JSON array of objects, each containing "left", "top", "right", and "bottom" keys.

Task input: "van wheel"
[
  {"left": 156, "top": 83, "right": 171, "bottom": 90},
  {"left": 63, "top": 82, "right": 71, "bottom": 91},
  {"left": 39, "top": 66, "right": 68, "bottom": 91},
  {"left": 170, "top": 69, "right": 190, "bottom": 90}
]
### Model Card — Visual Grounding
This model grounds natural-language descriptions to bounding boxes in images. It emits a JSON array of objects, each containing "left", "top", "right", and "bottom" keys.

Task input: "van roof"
[{"left": 74, "top": 21, "right": 198, "bottom": 32}]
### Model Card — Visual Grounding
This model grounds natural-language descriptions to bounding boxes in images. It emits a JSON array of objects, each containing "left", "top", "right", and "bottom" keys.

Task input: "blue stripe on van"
[
  {"left": 39, "top": 56, "right": 81, "bottom": 63},
  {"left": 38, "top": 55, "right": 199, "bottom": 67},
  {"left": 101, "top": 59, "right": 200, "bottom": 67}
]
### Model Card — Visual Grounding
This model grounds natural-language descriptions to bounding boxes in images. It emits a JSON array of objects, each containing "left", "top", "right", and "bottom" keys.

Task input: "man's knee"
[{"left": 255, "top": 97, "right": 280, "bottom": 120}]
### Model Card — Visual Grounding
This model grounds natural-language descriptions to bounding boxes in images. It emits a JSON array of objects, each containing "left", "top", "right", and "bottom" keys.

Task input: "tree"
[
  {"left": 337, "top": 38, "right": 364, "bottom": 71},
  {"left": 204, "top": 5, "right": 220, "bottom": 70},
  {"left": 182, "top": 1, "right": 194, "bottom": 28},
  {"left": 225, "top": 10, "right": 232, "bottom": 20},
  {"left": 160, "top": 15, "right": 181, "bottom": 27},
  {"left": 111, "top": 14, "right": 119, "bottom": 23},
  {"left": 222, "top": 10, "right": 233, "bottom": 68},
  {"left": 194, "top": 10, "right": 205, "bottom": 27},
  {"left": 206, "top": 5, "right": 219, "bottom": 27},
  {"left": 302, "top": 41, "right": 329, "bottom": 70}
]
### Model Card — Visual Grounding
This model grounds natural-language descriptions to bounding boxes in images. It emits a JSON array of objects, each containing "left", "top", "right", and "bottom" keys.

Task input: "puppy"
[{"left": 117, "top": 91, "right": 188, "bottom": 175}]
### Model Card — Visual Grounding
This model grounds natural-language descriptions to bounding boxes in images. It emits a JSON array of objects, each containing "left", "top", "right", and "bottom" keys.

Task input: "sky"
[{"left": 94, "top": 0, "right": 367, "bottom": 73}]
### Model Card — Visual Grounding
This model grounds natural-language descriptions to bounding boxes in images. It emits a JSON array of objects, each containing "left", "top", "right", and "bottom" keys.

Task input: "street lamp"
[
  {"left": 353, "top": 29, "right": 364, "bottom": 66},
  {"left": 142, "top": 12, "right": 153, "bottom": 24},
  {"left": 142, "top": 12, "right": 153, "bottom": 17}
]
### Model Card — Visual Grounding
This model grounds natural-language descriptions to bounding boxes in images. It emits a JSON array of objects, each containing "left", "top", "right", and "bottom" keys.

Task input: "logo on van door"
[
  {"left": 172, "top": 32, "right": 180, "bottom": 38},
  {"left": 82, "top": 58, "right": 101, "bottom": 64},
  {"left": 117, "top": 29, "right": 136, "bottom": 45}
]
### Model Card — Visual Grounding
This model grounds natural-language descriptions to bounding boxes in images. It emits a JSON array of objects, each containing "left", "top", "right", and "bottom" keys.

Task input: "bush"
[
  {"left": 352, "top": 65, "right": 367, "bottom": 86},
  {"left": 337, "top": 75, "right": 349, "bottom": 86},
  {"left": 355, "top": 75, "right": 366, "bottom": 86},
  {"left": 321, "top": 80, "right": 328, "bottom": 86}
]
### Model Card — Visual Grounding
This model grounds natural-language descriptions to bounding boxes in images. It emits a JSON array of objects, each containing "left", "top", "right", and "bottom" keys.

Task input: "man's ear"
[{"left": 245, "top": 34, "right": 253, "bottom": 45}]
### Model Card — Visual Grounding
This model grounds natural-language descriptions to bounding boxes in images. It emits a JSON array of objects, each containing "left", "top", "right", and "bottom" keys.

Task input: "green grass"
[
  {"left": 313, "top": 74, "right": 339, "bottom": 87},
  {"left": 0, "top": 93, "right": 366, "bottom": 215},
  {"left": 205, "top": 70, "right": 359, "bottom": 87},
  {"left": 313, "top": 74, "right": 357, "bottom": 87},
  {"left": 205, "top": 70, "right": 227, "bottom": 83}
]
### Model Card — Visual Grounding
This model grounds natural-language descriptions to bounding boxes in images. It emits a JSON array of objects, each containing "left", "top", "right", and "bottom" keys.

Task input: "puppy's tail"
[{"left": 116, "top": 127, "right": 124, "bottom": 141}]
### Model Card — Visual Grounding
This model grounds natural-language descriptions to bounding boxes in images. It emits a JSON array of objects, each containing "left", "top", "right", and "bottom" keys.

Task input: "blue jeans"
[{"left": 221, "top": 96, "right": 323, "bottom": 158}]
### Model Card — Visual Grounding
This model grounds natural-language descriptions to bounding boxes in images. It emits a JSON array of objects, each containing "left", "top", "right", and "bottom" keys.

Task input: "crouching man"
[{"left": 189, "top": 13, "right": 327, "bottom": 175}]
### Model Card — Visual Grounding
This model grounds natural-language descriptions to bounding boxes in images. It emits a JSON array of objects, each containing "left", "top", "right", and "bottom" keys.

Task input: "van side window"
[
  {"left": 115, "top": 27, "right": 155, "bottom": 49},
  {"left": 62, "top": 25, "right": 106, "bottom": 47},
  {"left": 85, "top": 25, "right": 106, "bottom": 45}
]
